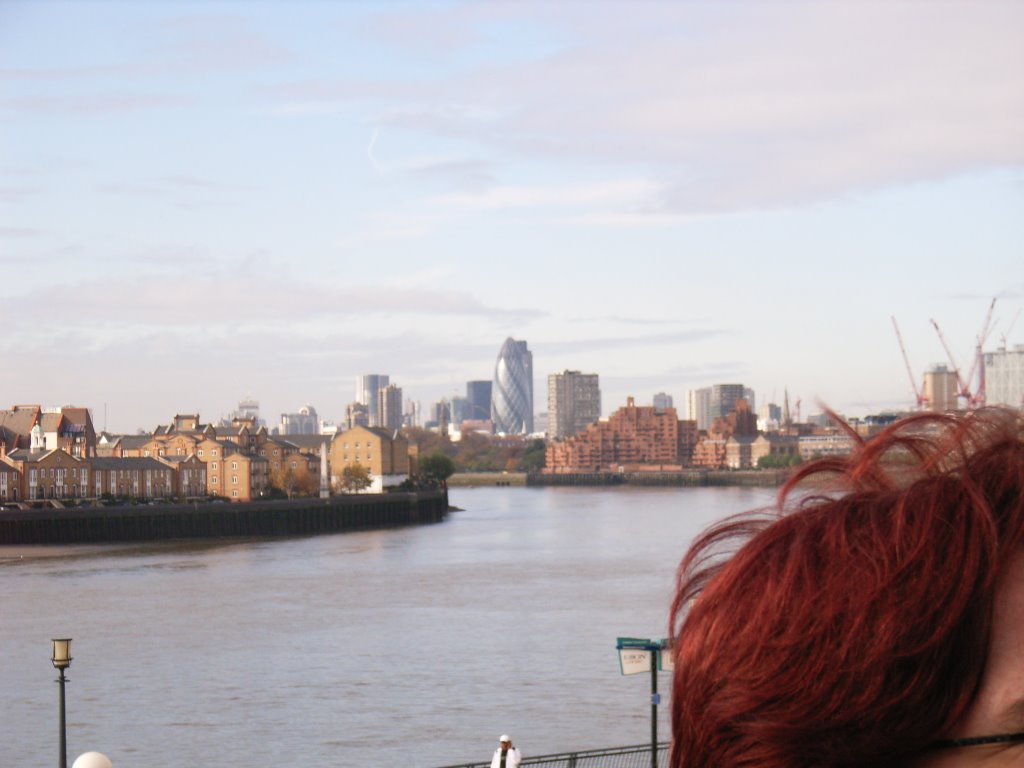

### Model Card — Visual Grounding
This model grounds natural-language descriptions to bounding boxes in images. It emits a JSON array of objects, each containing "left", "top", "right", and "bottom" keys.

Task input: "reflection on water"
[{"left": 1, "top": 486, "right": 772, "bottom": 767}]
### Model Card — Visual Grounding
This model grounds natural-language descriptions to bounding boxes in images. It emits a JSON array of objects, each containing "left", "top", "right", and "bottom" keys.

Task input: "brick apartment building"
[{"left": 545, "top": 398, "right": 699, "bottom": 473}]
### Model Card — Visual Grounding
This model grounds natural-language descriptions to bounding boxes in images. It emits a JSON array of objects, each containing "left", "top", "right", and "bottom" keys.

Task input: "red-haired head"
[{"left": 669, "top": 407, "right": 1024, "bottom": 767}]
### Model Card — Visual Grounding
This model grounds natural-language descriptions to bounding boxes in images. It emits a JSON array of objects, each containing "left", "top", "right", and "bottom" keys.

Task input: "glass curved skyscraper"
[{"left": 491, "top": 337, "right": 533, "bottom": 434}]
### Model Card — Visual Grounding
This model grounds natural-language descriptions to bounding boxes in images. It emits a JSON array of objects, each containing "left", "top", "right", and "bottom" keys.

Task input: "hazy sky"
[{"left": 1, "top": 0, "right": 1022, "bottom": 433}]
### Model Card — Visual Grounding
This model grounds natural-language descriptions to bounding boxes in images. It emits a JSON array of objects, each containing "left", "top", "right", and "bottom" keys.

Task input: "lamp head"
[{"left": 51, "top": 638, "right": 72, "bottom": 670}]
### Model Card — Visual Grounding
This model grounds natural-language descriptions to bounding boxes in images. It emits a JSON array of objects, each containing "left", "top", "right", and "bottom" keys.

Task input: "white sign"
[{"left": 618, "top": 648, "right": 652, "bottom": 675}]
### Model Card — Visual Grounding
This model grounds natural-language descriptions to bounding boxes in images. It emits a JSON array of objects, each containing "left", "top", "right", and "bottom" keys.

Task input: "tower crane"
[
  {"left": 930, "top": 297, "right": 997, "bottom": 409},
  {"left": 891, "top": 316, "right": 928, "bottom": 410},
  {"left": 967, "top": 298, "right": 997, "bottom": 407}
]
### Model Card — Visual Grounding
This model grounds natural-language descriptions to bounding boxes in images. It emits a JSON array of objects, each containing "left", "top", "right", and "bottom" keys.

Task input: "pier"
[{"left": 0, "top": 491, "right": 448, "bottom": 545}]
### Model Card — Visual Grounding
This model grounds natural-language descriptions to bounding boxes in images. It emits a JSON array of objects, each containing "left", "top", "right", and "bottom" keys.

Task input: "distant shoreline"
[{"left": 449, "top": 470, "right": 788, "bottom": 488}]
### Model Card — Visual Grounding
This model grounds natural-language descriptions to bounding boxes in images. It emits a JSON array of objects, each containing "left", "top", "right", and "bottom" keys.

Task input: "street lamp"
[{"left": 51, "top": 638, "right": 72, "bottom": 768}]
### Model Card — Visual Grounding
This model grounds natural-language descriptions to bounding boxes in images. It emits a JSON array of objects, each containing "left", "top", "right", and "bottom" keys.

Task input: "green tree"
[
  {"left": 520, "top": 438, "right": 547, "bottom": 472},
  {"left": 419, "top": 451, "right": 456, "bottom": 486},
  {"left": 337, "top": 462, "right": 373, "bottom": 493},
  {"left": 756, "top": 454, "right": 803, "bottom": 469}
]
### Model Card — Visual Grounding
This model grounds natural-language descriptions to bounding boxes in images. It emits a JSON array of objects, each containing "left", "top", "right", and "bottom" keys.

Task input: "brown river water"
[{"left": 1, "top": 485, "right": 774, "bottom": 767}]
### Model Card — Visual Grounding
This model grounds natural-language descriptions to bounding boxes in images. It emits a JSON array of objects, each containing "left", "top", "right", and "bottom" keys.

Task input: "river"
[{"left": 0, "top": 485, "right": 776, "bottom": 767}]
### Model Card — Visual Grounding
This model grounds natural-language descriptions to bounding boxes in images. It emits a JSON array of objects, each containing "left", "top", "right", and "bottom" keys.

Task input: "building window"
[
  {"left": 232, "top": 476, "right": 238, "bottom": 484},
  {"left": 212, "top": 477, "right": 218, "bottom": 484},
  {"left": 212, "top": 462, "right": 218, "bottom": 470},
  {"left": 232, "top": 461, "right": 238, "bottom": 470},
  {"left": 232, "top": 489, "right": 238, "bottom": 497},
  {"left": 198, "top": 450, "right": 204, "bottom": 457}
]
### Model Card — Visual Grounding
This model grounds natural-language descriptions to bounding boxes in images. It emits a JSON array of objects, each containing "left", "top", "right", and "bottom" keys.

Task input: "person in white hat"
[{"left": 490, "top": 734, "right": 521, "bottom": 768}]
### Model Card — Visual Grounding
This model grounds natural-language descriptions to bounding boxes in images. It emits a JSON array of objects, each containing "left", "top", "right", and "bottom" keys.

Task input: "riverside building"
[{"left": 545, "top": 397, "right": 698, "bottom": 473}]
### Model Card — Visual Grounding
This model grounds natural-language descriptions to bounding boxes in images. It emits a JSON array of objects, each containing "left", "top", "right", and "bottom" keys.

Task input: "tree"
[
  {"left": 419, "top": 451, "right": 456, "bottom": 486},
  {"left": 756, "top": 454, "right": 803, "bottom": 469},
  {"left": 520, "top": 438, "right": 547, "bottom": 472},
  {"left": 337, "top": 462, "right": 373, "bottom": 494},
  {"left": 269, "top": 459, "right": 318, "bottom": 499}
]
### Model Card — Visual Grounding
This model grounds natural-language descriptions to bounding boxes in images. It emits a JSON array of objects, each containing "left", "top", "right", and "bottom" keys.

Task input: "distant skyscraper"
[
  {"left": 710, "top": 384, "right": 746, "bottom": 421},
  {"left": 356, "top": 374, "right": 389, "bottom": 426},
  {"left": 450, "top": 396, "right": 470, "bottom": 425},
  {"left": 687, "top": 388, "right": 712, "bottom": 431},
  {"left": 983, "top": 345, "right": 1024, "bottom": 408},
  {"left": 379, "top": 384, "right": 403, "bottom": 431},
  {"left": 345, "top": 402, "right": 369, "bottom": 430},
  {"left": 466, "top": 380, "right": 493, "bottom": 421},
  {"left": 491, "top": 338, "right": 533, "bottom": 434},
  {"left": 232, "top": 397, "right": 264, "bottom": 427},
  {"left": 652, "top": 392, "right": 673, "bottom": 412},
  {"left": 923, "top": 365, "right": 959, "bottom": 412},
  {"left": 548, "top": 370, "right": 601, "bottom": 438},
  {"left": 280, "top": 405, "right": 318, "bottom": 435}
]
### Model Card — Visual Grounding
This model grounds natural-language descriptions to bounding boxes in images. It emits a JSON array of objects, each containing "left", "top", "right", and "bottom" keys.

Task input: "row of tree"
[{"left": 265, "top": 451, "right": 458, "bottom": 500}]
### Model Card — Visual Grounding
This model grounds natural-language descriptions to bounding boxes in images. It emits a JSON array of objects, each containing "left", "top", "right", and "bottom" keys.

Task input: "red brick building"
[{"left": 545, "top": 398, "right": 699, "bottom": 473}]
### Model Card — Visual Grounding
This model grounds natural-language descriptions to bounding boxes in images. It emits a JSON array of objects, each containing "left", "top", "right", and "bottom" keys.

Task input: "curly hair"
[{"left": 668, "top": 407, "right": 1024, "bottom": 767}]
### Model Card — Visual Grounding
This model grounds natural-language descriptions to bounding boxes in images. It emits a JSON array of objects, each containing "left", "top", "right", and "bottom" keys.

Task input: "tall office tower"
[
  {"left": 378, "top": 384, "right": 404, "bottom": 431},
  {"left": 404, "top": 399, "right": 421, "bottom": 429},
  {"left": 356, "top": 374, "right": 389, "bottom": 426},
  {"left": 984, "top": 345, "right": 1024, "bottom": 408},
  {"left": 345, "top": 402, "right": 369, "bottom": 430},
  {"left": 279, "top": 405, "right": 319, "bottom": 435},
  {"left": 923, "top": 365, "right": 959, "bottom": 412},
  {"left": 233, "top": 397, "right": 264, "bottom": 427},
  {"left": 652, "top": 392, "right": 673, "bottom": 412},
  {"left": 449, "top": 396, "right": 470, "bottom": 426},
  {"left": 711, "top": 383, "right": 746, "bottom": 421},
  {"left": 466, "top": 380, "right": 493, "bottom": 421},
  {"left": 743, "top": 388, "right": 756, "bottom": 414},
  {"left": 430, "top": 399, "right": 450, "bottom": 426},
  {"left": 548, "top": 370, "right": 601, "bottom": 438},
  {"left": 687, "top": 388, "right": 712, "bottom": 431},
  {"left": 758, "top": 403, "right": 782, "bottom": 433},
  {"left": 491, "top": 337, "right": 533, "bottom": 434}
]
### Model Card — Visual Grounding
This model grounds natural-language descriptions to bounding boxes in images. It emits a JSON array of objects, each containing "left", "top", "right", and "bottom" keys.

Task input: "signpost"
[{"left": 616, "top": 637, "right": 671, "bottom": 768}]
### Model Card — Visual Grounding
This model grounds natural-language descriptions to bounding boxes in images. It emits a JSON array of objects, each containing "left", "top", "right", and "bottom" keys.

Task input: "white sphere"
[{"left": 72, "top": 752, "right": 112, "bottom": 768}]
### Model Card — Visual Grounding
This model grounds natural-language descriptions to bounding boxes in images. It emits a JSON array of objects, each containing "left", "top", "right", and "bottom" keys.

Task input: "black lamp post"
[{"left": 51, "top": 638, "right": 72, "bottom": 768}]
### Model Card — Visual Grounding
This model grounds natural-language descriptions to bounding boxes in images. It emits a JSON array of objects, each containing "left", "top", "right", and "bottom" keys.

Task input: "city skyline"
[{"left": 2, "top": 1, "right": 1022, "bottom": 433}]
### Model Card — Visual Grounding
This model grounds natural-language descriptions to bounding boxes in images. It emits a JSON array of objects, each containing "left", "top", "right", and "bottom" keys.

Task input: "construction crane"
[
  {"left": 999, "top": 307, "right": 1021, "bottom": 349},
  {"left": 930, "top": 297, "right": 997, "bottom": 409},
  {"left": 891, "top": 316, "right": 928, "bottom": 410}
]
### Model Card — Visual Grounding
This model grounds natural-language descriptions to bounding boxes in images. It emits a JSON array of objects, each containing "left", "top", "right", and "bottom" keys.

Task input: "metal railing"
[{"left": 436, "top": 742, "right": 669, "bottom": 768}]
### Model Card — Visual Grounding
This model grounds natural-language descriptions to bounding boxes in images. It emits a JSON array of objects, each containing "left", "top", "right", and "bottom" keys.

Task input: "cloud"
[
  {"left": 405, "top": 158, "right": 497, "bottom": 194},
  {"left": 0, "top": 227, "right": 43, "bottom": 237},
  {"left": 0, "top": 275, "right": 545, "bottom": 340},
  {"left": 432, "top": 178, "right": 661, "bottom": 212},
  {"left": 3, "top": 92, "right": 190, "bottom": 116},
  {"left": 536, "top": 329, "right": 730, "bottom": 354},
  {"left": 358, "top": 1, "right": 1024, "bottom": 214}
]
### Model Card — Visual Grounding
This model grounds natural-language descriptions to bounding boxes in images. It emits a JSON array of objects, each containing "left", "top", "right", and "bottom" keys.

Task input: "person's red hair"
[{"left": 668, "top": 407, "right": 1024, "bottom": 767}]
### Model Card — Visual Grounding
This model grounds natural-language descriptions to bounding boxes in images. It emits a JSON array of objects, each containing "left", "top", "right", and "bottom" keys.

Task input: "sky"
[{"left": 1, "top": 0, "right": 1022, "bottom": 433}]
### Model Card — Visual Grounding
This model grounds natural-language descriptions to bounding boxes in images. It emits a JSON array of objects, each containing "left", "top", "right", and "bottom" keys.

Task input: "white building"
[{"left": 984, "top": 345, "right": 1024, "bottom": 408}]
